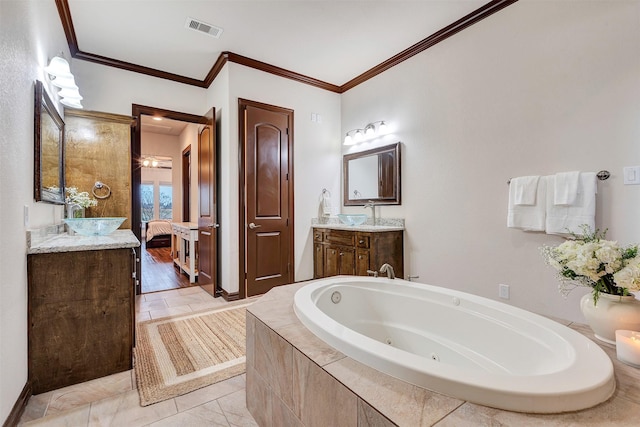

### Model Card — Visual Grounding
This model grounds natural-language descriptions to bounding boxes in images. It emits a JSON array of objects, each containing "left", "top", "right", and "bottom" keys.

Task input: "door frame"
[
  {"left": 131, "top": 104, "right": 206, "bottom": 295},
  {"left": 182, "top": 145, "right": 191, "bottom": 222},
  {"left": 238, "top": 98, "right": 295, "bottom": 299}
]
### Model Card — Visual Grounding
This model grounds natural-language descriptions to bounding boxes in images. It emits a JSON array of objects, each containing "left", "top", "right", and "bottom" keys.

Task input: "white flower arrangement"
[
  {"left": 65, "top": 187, "right": 98, "bottom": 209},
  {"left": 541, "top": 225, "right": 640, "bottom": 305}
]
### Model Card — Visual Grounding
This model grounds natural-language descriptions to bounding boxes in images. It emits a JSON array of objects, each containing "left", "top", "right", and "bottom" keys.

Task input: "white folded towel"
[
  {"left": 321, "top": 192, "right": 332, "bottom": 217},
  {"left": 546, "top": 172, "right": 597, "bottom": 236},
  {"left": 507, "top": 176, "right": 547, "bottom": 231},
  {"left": 554, "top": 171, "right": 580, "bottom": 205},
  {"left": 511, "top": 176, "right": 540, "bottom": 205}
]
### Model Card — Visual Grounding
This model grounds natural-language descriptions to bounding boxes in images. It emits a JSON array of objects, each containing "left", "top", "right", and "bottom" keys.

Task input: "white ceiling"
[
  {"left": 141, "top": 115, "right": 190, "bottom": 135},
  {"left": 68, "top": 0, "right": 487, "bottom": 86}
]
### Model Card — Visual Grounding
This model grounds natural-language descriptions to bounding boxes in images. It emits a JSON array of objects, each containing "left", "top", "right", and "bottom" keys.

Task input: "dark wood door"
[
  {"left": 198, "top": 108, "right": 218, "bottom": 297},
  {"left": 240, "top": 100, "right": 294, "bottom": 297}
]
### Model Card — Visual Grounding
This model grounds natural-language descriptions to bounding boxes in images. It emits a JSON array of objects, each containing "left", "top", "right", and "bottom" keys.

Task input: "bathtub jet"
[{"left": 293, "top": 276, "right": 615, "bottom": 414}]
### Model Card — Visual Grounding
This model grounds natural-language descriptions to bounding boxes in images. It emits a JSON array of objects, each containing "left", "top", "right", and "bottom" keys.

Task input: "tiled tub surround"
[{"left": 246, "top": 283, "right": 640, "bottom": 426}]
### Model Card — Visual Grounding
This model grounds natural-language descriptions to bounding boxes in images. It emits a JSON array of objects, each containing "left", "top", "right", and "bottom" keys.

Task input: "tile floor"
[{"left": 19, "top": 286, "right": 259, "bottom": 426}]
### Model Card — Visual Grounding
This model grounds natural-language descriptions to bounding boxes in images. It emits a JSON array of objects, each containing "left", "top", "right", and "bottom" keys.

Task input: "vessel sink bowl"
[
  {"left": 337, "top": 214, "right": 368, "bottom": 226},
  {"left": 64, "top": 217, "right": 126, "bottom": 236}
]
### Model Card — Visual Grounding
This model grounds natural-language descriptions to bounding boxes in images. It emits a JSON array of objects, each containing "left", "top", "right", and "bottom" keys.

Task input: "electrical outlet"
[{"left": 499, "top": 284, "right": 510, "bottom": 300}]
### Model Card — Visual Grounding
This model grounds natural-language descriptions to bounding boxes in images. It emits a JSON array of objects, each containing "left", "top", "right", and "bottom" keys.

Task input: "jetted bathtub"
[{"left": 293, "top": 276, "right": 615, "bottom": 414}]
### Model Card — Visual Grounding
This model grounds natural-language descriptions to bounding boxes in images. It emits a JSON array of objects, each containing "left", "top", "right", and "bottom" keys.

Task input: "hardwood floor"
[{"left": 141, "top": 241, "right": 195, "bottom": 293}]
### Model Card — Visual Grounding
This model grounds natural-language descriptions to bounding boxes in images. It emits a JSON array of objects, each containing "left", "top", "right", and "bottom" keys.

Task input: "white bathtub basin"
[{"left": 293, "top": 276, "right": 615, "bottom": 414}]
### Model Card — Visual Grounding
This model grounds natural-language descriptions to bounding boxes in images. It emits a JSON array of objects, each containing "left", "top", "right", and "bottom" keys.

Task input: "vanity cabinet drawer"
[
  {"left": 324, "top": 230, "right": 355, "bottom": 247},
  {"left": 356, "top": 234, "right": 370, "bottom": 249},
  {"left": 313, "top": 230, "right": 324, "bottom": 242}
]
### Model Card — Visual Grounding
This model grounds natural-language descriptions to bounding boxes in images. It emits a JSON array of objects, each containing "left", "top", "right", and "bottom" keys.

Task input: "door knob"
[
  {"left": 248, "top": 222, "right": 261, "bottom": 229},
  {"left": 207, "top": 223, "right": 220, "bottom": 229}
]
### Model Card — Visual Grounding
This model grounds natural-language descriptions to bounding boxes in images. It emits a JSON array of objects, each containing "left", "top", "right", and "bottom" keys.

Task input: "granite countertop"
[
  {"left": 311, "top": 217, "right": 404, "bottom": 232},
  {"left": 311, "top": 223, "right": 404, "bottom": 232},
  {"left": 27, "top": 229, "right": 140, "bottom": 254}
]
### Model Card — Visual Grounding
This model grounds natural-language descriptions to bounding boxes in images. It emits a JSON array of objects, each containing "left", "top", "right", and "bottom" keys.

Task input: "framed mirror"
[
  {"left": 343, "top": 142, "right": 401, "bottom": 206},
  {"left": 34, "top": 80, "right": 65, "bottom": 204}
]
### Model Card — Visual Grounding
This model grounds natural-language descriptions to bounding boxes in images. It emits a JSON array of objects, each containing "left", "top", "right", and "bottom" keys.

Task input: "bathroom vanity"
[
  {"left": 26, "top": 229, "right": 139, "bottom": 394},
  {"left": 312, "top": 223, "right": 403, "bottom": 279}
]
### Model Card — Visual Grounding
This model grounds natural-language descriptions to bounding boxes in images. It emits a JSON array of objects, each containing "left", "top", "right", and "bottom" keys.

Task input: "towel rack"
[
  {"left": 507, "top": 171, "right": 610, "bottom": 185},
  {"left": 322, "top": 188, "right": 331, "bottom": 197}
]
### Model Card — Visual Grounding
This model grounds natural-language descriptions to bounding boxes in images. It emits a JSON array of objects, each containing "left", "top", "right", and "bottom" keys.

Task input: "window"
[
  {"left": 141, "top": 183, "right": 154, "bottom": 221},
  {"left": 159, "top": 183, "right": 173, "bottom": 220}
]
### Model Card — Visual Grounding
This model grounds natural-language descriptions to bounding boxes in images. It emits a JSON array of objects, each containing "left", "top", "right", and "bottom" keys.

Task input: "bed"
[{"left": 145, "top": 220, "right": 172, "bottom": 248}]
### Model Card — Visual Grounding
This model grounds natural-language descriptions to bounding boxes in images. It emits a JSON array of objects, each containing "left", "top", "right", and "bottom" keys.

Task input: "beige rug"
[{"left": 134, "top": 303, "right": 250, "bottom": 406}]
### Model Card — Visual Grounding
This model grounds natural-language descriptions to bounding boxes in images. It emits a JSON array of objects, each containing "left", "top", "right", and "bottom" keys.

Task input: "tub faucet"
[
  {"left": 364, "top": 200, "right": 376, "bottom": 225},
  {"left": 379, "top": 263, "right": 395, "bottom": 279}
]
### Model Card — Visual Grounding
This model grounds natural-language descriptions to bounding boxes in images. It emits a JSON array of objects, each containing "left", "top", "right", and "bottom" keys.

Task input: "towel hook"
[
  {"left": 92, "top": 181, "right": 111, "bottom": 199},
  {"left": 322, "top": 188, "right": 331, "bottom": 197}
]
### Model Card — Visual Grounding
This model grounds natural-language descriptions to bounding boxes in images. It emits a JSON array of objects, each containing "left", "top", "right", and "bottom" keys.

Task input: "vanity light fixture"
[
  {"left": 44, "top": 54, "right": 84, "bottom": 108},
  {"left": 142, "top": 157, "right": 159, "bottom": 168},
  {"left": 343, "top": 121, "right": 388, "bottom": 145}
]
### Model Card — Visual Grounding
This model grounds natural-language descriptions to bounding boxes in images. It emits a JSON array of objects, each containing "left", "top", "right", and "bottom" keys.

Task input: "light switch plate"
[{"left": 623, "top": 166, "right": 640, "bottom": 185}]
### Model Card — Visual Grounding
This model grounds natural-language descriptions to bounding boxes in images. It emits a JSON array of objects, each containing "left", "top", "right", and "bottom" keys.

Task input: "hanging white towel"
[
  {"left": 554, "top": 171, "right": 580, "bottom": 205},
  {"left": 321, "top": 191, "right": 332, "bottom": 217},
  {"left": 507, "top": 176, "right": 547, "bottom": 231},
  {"left": 546, "top": 172, "right": 597, "bottom": 236},
  {"left": 511, "top": 176, "right": 540, "bottom": 205}
]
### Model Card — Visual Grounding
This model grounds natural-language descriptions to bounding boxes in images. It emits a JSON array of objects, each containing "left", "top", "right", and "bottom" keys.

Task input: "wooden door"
[
  {"left": 198, "top": 108, "right": 218, "bottom": 297},
  {"left": 240, "top": 100, "right": 294, "bottom": 297}
]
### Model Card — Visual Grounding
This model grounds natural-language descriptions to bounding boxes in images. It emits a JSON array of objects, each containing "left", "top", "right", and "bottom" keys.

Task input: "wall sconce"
[
  {"left": 343, "top": 120, "right": 388, "bottom": 145},
  {"left": 44, "top": 54, "right": 83, "bottom": 109}
]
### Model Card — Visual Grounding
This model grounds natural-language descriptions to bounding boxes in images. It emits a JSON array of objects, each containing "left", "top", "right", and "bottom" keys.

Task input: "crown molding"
[{"left": 55, "top": 0, "right": 518, "bottom": 94}]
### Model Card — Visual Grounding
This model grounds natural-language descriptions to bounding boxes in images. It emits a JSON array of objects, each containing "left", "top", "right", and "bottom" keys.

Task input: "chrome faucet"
[
  {"left": 379, "top": 263, "right": 395, "bottom": 279},
  {"left": 364, "top": 200, "right": 376, "bottom": 225}
]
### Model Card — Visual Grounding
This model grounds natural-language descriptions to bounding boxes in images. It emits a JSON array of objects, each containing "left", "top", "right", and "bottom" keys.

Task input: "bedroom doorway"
[{"left": 131, "top": 105, "right": 206, "bottom": 294}]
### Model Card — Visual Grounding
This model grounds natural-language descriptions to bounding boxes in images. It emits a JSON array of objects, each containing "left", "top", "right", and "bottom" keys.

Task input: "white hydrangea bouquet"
[
  {"left": 65, "top": 187, "right": 98, "bottom": 209},
  {"left": 541, "top": 225, "right": 640, "bottom": 305}
]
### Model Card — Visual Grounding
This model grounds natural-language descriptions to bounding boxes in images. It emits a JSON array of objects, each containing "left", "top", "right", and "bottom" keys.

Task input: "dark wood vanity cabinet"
[
  {"left": 313, "top": 227, "right": 403, "bottom": 279},
  {"left": 27, "top": 248, "right": 134, "bottom": 394}
]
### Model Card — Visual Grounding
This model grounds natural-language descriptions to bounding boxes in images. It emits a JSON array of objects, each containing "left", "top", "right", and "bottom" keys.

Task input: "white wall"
[
  {"left": 340, "top": 0, "right": 640, "bottom": 322},
  {"left": 0, "top": 0, "right": 70, "bottom": 420},
  {"left": 209, "top": 62, "right": 342, "bottom": 294}
]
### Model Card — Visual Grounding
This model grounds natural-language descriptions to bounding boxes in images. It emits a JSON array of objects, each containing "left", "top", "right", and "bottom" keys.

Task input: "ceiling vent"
[{"left": 185, "top": 17, "right": 223, "bottom": 38}]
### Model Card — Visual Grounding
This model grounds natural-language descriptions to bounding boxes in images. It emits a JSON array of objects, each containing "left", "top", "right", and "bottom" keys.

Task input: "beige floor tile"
[
  {"left": 19, "top": 392, "right": 53, "bottom": 424},
  {"left": 21, "top": 404, "right": 90, "bottom": 427},
  {"left": 164, "top": 293, "right": 215, "bottom": 307},
  {"left": 136, "top": 311, "right": 151, "bottom": 322},
  {"left": 144, "top": 289, "right": 181, "bottom": 301},
  {"left": 149, "top": 305, "right": 193, "bottom": 319},
  {"left": 88, "top": 389, "right": 177, "bottom": 427},
  {"left": 177, "top": 286, "right": 207, "bottom": 296},
  {"left": 46, "top": 370, "right": 133, "bottom": 416},
  {"left": 149, "top": 400, "right": 230, "bottom": 427},
  {"left": 137, "top": 299, "right": 168, "bottom": 312},
  {"left": 174, "top": 374, "right": 247, "bottom": 412},
  {"left": 217, "top": 390, "right": 259, "bottom": 427}
]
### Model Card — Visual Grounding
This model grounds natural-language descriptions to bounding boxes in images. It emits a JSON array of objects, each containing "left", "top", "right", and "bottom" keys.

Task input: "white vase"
[{"left": 580, "top": 293, "right": 640, "bottom": 344}]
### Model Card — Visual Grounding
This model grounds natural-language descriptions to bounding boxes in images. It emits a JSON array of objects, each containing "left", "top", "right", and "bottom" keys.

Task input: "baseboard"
[
  {"left": 220, "top": 288, "right": 240, "bottom": 301},
  {"left": 3, "top": 381, "right": 31, "bottom": 427}
]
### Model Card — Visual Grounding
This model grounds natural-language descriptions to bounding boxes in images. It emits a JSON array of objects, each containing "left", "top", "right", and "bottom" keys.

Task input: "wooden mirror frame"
[
  {"left": 34, "top": 80, "right": 65, "bottom": 204},
  {"left": 343, "top": 142, "right": 401, "bottom": 206}
]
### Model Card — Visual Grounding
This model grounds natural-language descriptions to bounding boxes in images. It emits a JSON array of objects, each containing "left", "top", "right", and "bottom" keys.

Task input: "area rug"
[{"left": 134, "top": 302, "right": 251, "bottom": 406}]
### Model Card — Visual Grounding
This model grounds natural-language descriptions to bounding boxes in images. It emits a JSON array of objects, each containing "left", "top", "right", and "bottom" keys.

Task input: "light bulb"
[
  {"left": 151, "top": 159, "right": 158, "bottom": 167},
  {"left": 44, "top": 56, "right": 73, "bottom": 79},
  {"left": 143, "top": 159, "right": 150, "bottom": 167},
  {"left": 354, "top": 130, "right": 363, "bottom": 143},
  {"left": 60, "top": 97, "right": 83, "bottom": 108},
  {"left": 364, "top": 124, "right": 375, "bottom": 138},
  {"left": 378, "top": 121, "right": 388, "bottom": 134},
  {"left": 344, "top": 134, "right": 353, "bottom": 145},
  {"left": 58, "top": 87, "right": 83, "bottom": 100}
]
